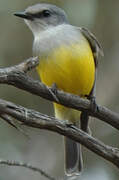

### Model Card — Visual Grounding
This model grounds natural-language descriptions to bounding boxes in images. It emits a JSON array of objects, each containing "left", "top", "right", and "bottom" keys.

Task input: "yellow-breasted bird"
[{"left": 14, "top": 3, "right": 103, "bottom": 177}]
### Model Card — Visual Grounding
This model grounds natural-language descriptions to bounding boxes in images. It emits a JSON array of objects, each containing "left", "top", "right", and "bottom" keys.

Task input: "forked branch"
[
  {"left": 0, "top": 57, "right": 119, "bottom": 175},
  {"left": 0, "top": 99, "right": 119, "bottom": 169}
]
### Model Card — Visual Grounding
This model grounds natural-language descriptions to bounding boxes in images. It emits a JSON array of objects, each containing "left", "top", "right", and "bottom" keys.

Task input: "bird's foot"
[
  {"left": 89, "top": 95, "right": 99, "bottom": 113},
  {"left": 48, "top": 83, "right": 59, "bottom": 102},
  {"left": 85, "top": 95, "right": 99, "bottom": 113}
]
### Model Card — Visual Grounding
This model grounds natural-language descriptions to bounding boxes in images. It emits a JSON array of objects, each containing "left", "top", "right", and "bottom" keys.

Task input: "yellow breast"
[
  {"left": 37, "top": 39, "right": 95, "bottom": 122},
  {"left": 37, "top": 41, "right": 95, "bottom": 96}
]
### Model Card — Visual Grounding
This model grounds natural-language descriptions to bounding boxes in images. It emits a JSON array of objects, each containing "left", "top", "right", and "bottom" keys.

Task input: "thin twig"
[
  {"left": 0, "top": 114, "right": 30, "bottom": 139},
  {"left": 0, "top": 99, "right": 119, "bottom": 169},
  {"left": 0, "top": 114, "right": 19, "bottom": 129},
  {"left": 0, "top": 159, "right": 56, "bottom": 180}
]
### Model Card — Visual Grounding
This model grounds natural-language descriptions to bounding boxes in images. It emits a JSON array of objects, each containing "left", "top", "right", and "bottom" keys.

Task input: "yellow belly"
[{"left": 37, "top": 42, "right": 95, "bottom": 122}]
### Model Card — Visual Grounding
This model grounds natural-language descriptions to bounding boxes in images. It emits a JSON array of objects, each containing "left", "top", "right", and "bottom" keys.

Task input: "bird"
[{"left": 14, "top": 3, "right": 103, "bottom": 178}]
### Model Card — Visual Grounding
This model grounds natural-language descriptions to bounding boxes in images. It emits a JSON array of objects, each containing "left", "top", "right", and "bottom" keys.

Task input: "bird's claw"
[
  {"left": 51, "top": 83, "right": 58, "bottom": 95},
  {"left": 48, "top": 83, "right": 59, "bottom": 102},
  {"left": 89, "top": 95, "right": 99, "bottom": 113}
]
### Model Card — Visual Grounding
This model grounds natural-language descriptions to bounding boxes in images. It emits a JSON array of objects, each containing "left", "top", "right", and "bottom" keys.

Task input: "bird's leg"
[
  {"left": 87, "top": 94, "right": 99, "bottom": 113},
  {"left": 51, "top": 83, "right": 58, "bottom": 95},
  {"left": 47, "top": 83, "right": 59, "bottom": 102}
]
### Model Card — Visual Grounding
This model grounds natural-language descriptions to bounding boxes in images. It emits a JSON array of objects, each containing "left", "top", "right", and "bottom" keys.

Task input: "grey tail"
[{"left": 64, "top": 137, "right": 83, "bottom": 177}]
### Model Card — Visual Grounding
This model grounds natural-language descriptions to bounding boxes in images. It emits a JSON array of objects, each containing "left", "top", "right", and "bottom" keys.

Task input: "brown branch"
[
  {"left": 0, "top": 159, "right": 56, "bottom": 180},
  {"left": 0, "top": 99, "right": 119, "bottom": 169},
  {"left": 0, "top": 57, "right": 119, "bottom": 130}
]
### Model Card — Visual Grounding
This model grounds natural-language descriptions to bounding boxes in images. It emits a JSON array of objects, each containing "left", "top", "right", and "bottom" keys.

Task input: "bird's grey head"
[{"left": 14, "top": 3, "right": 68, "bottom": 36}]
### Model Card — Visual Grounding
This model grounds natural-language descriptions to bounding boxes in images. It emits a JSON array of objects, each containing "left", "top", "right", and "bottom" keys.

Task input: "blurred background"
[{"left": 0, "top": 0, "right": 119, "bottom": 179}]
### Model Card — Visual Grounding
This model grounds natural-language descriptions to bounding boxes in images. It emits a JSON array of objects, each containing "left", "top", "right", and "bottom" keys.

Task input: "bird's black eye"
[{"left": 42, "top": 10, "right": 51, "bottom": 17}]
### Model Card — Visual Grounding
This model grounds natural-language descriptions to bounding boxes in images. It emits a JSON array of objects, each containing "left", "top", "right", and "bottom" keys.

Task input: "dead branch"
[
  {"left": 0, "top": 98, "right": 119, "bottom": 169},
  {"left": 0, "top": 57, "right": 119, "bottom": 130}
]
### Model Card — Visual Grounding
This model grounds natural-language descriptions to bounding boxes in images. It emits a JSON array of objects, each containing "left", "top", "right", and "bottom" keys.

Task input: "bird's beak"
[{"left": 14, "top": 11, "right": 33, "bottom": 20}]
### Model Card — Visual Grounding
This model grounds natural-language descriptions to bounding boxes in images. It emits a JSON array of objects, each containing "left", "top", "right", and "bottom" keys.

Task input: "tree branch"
[
  {"left": 0, "top": 159, "right": 56, "bottom": 180},
  {"left": 0, "top": 57, "right": 119, "bottom": 130},
  {"left": 0, "top": 99, "right": 119, "bottom": 169}
]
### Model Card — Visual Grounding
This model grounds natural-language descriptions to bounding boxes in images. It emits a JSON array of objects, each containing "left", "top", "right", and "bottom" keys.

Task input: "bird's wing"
[
  {"left": 76, "top": 27, "right": 103, "bottom": 130},
  {"left": 77, "top": 27, "right": 104, "bottom": 67}
]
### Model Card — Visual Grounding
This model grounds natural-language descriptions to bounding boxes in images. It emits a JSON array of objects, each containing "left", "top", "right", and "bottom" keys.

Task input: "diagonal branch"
[
  {"left": 0, "top": 98, "right": 119, "bottom": 169},
  {"left": 0, "top": 57, "right": 119, "bottom": 130},
  {"left": 0, "top": 159, "right": 56, "bottom": 180}
]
